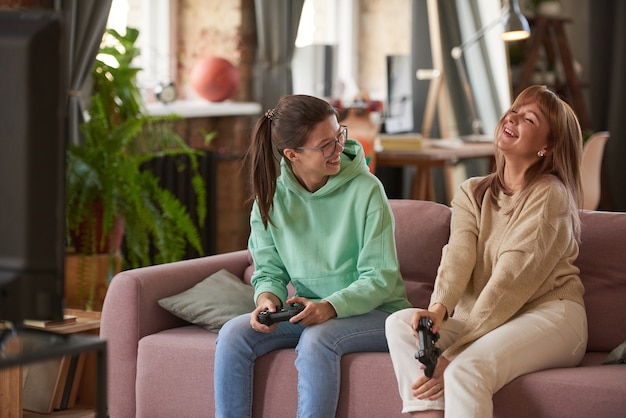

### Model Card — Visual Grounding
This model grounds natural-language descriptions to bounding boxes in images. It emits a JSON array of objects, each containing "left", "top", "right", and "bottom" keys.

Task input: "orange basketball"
[{"left": 190, "top": 56, "right": 240, "bottom": 102}]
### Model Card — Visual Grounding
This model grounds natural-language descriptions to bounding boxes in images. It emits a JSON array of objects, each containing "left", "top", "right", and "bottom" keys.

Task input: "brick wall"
[
  {"left": 357, "top": 0, "right": 412, "bottom": 97},
  {"left": 176, "top": 0, "right": 255, "bottom": 102},
  {"left": 169, "top": 0, "right": 412, "bottom": 253},
  {"left": 174, "top": 0, "right": 256, "bottom": 253}
]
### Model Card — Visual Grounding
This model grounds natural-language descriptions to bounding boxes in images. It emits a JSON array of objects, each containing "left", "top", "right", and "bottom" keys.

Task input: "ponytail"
[{"left": 247, "top": 112, "right": 279, "bottom": 228}]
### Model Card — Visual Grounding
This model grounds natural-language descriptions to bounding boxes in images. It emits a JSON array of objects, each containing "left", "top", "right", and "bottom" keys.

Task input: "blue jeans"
[{"left": 214, "top": 309, "right": 390, "bottom": 418}]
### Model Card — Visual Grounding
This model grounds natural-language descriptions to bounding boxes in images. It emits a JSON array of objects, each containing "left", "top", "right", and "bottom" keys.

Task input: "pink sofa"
[{"left": 100, "top": 199, "right": 626, "bottom": 418}]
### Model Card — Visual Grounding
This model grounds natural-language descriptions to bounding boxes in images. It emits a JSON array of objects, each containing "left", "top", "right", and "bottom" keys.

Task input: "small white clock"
[{"left": 155, "top": 82, "right": 177, "bottom": 104}]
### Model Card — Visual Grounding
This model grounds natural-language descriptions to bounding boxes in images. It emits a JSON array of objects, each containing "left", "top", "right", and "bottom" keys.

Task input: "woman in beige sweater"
[{"left": 385, "top": 85, "right": 588, "bottom": 418}]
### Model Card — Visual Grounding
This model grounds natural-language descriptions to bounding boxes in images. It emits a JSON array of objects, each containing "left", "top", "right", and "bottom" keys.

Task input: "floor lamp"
[{"left": 451, "top": 0, "right": 530, "bottom": 141}]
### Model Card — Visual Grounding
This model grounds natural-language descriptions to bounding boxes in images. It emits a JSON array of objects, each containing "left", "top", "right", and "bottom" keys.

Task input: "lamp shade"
[{"left": 502, "top": 0, "right": 531, "bottom": 41}]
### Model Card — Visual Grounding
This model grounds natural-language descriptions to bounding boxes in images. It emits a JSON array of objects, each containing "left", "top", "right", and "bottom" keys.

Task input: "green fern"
[{"left": 66, "top": 27, "right": 210, "bottom": 309}]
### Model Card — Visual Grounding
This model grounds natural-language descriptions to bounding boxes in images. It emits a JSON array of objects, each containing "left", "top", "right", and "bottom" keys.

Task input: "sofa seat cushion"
[
  {"left": 253, "top": 350, "right": 406, "bottom": 417},
  {"left": 577, "top": 211, "right": 626, "bottom": 352},
  {"left": 137, "top": 326, "right": 217, "bottom": 418},
  {"left": 136, "top": 332, "right": 626, "bottom": 418},
  {"left": 136, "top": 326, "right": 409, "bottom": 418},
  {"left": 493, "top": 359, "right": 626, "bottom": 418},
  {"left": 391, "top": 200, "right": 451, "bottom": 308}
]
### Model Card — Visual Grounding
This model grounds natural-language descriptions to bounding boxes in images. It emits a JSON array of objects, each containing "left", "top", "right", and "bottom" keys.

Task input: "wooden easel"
[
  {"left": 514, "top": 16, "right": 589, "bottom": 130},
  {"left": 421, "top": 0, "right": 450, "bottom": 139}
]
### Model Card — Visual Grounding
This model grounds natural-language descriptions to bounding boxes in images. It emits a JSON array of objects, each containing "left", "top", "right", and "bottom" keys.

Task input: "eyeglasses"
[{"left": 296, "top": 126, "right": 348, "bottom": 158}]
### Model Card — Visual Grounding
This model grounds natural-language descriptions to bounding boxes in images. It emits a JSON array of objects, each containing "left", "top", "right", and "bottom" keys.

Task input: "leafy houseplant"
[{"left": 66, "top": 28, "right": 209, "bottom": 309}]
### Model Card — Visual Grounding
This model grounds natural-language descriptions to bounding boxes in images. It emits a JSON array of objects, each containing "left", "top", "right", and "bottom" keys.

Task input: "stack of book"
[
  {"left": 23, "top": 314, "right": 77, "bottom": 329},
  {"left": 22, "top": 353, "right": 87, "bottom": 413},
  {"left": 21, "top": 314, "right": 86, "bottom": 414},
  {"left": 377, "top": 133, "right": 423, "bottom": 151}
]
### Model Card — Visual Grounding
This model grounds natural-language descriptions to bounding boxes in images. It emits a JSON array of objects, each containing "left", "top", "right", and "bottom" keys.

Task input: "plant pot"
[
  {"left": 66, "top": 202, "right": 125, "bottom": 311},
  {"left": 64, "top": 253, "right": 121, "bottom": 311},
  {"left": 69, "top": 202, "right": 125, "bottom": 255}
]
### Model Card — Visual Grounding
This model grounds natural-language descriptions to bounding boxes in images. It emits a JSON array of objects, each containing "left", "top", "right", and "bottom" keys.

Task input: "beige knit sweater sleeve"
[{"left": 430, "top": 176, "right": 584, "bottom": 359}]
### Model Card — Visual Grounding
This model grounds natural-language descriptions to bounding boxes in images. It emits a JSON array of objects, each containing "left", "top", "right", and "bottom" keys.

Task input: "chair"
[{"left": 580, "top": 131, "right": 610, "bottom": 210}]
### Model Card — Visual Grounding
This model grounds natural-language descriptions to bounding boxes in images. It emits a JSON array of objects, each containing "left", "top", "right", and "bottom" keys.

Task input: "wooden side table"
[
  {"left": 0, "top": 310, "right": 103, "bottom": 418},
  {"left": 376, "top": 139, "right": 495, "bottom": 203},
  {"left": 0, "top": 339, "right": 22, "bottom": 418}
]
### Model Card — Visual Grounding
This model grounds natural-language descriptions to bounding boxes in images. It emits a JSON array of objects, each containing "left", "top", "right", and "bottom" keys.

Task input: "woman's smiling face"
[
  {"left": 496, "top": 100, "right": 550, "bottom": 162},
  {"left": 287, "top": 115, "right": 345, "bottom": 192}
]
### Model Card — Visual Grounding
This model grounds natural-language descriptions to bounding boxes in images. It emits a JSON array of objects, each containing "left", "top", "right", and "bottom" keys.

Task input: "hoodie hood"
[{"left": 279, "top": 139, "right": 369, "bottom": 198}]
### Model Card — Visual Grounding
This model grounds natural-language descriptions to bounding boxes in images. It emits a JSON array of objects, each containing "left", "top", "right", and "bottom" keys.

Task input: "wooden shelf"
[
  {"left": 145, "top": 99, "right": 261, "bottom": 118},
  {"left": 0, "top": 310, "right": 101, "bottom": 418},
  {"left": 23, "top": 406, "right": 95, "bottom": 418}
]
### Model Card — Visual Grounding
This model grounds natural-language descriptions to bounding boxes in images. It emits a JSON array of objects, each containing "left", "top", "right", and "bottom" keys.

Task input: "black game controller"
[
  {"left": 414, "top": 317, "right": 441, "bottom": 378},
  {"left": 257, "top": 303, "right": 305, "bottom": 326}
]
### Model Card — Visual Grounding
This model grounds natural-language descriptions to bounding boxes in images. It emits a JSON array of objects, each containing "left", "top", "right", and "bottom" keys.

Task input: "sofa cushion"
[
  {"left": 136, "top": 327, "right": 407, "bottom": 418},
  {"left": 603, "top": 339, "right": 626, "bottom": 364},
  {"left": 493, "top": 363, "right": 626, "bottom": 418},
  {"left": 137, "top": 326, "right": 217, "bottom": 417},
  {"left": 157, "top": 269, "right": 255, "bottom": 332},
  {"left": 390, "top": 200, "right": 451, "bottom": 307},
  {"left": 577, "top": 211, "right": 626, "bottom": 351}
]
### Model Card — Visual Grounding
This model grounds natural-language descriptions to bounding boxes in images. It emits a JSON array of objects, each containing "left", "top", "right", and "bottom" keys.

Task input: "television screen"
[{"left": 0, "top": 11, "right": 66, "bottom": 324}]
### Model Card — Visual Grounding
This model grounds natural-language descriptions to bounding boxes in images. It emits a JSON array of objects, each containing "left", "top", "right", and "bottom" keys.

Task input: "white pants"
[{"left": 385, "top": 300, "right": 587, "bottom": 418}]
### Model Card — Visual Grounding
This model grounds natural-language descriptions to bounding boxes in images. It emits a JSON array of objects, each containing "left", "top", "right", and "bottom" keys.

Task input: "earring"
[{"left": 538, "top": 150, "right": 545, "bottom": 158}]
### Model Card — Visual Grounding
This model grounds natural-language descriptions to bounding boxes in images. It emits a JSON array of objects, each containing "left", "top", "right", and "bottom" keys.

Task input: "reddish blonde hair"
[{"left": 474, "top": 85, "right": 583, "bottom": 238}]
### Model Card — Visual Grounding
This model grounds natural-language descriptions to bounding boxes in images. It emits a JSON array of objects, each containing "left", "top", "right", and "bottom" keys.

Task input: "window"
[
  {"left": 106, "top": 0, "right": 360, "bottom": 101},
  {"left": 294, "top": 0, "right": 358, "bottom": 100},
  {"left": 107, "top": 0, "right": 173, "bottom": 91}
]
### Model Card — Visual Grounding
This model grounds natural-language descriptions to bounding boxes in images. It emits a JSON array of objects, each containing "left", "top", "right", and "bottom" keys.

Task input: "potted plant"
[{"left": 66, "top": 27, "right": 209, "bottom": 310}]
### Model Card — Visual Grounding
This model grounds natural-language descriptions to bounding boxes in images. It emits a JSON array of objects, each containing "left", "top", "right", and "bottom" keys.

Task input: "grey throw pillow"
[
  {"left": 158, "top": 269, "right": 255, "bottom": 332},
  {"left": 603, "top": 339, "right": 626, "bottom": 364}
]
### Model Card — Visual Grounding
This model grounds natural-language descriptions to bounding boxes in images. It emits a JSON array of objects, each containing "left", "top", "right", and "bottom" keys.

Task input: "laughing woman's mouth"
[{"left": 504, "top": 127, "right": 518, "bottom": 138}]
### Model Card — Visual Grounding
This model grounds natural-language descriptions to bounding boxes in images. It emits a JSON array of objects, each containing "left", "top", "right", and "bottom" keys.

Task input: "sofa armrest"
[{"left": 100, "top": 249, "right": 251, "bottom": 418}]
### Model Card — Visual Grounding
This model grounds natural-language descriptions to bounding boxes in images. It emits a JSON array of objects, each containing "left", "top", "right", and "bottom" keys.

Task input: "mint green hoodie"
[{"left": 249, "top": 139, "right": 411, "bottom": 318}]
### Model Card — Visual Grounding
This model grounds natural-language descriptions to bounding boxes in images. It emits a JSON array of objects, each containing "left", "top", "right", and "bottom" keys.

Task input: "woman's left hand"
[
  {"left": 412, "top": 356, "right": 450, "bottom": 401},
  {"left": 286, "top": 297, "right": 337, "bottom": 325}
]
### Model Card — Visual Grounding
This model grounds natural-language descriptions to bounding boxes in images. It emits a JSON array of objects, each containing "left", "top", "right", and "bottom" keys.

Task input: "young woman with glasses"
[
  {"left": 214, "top": 94, "right": 411, "bottom": 418},
  {"left": 385, "top": 85, "right": 588, "bottom": 418}
]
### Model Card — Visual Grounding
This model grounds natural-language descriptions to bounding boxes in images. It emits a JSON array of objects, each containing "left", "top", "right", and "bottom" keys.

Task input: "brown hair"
[
  {"left": 474, "top": 85, "right": 583, "bottom": 238},
  {"left": 246, "top": 95, "right": 338, "bottom": 228}
]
